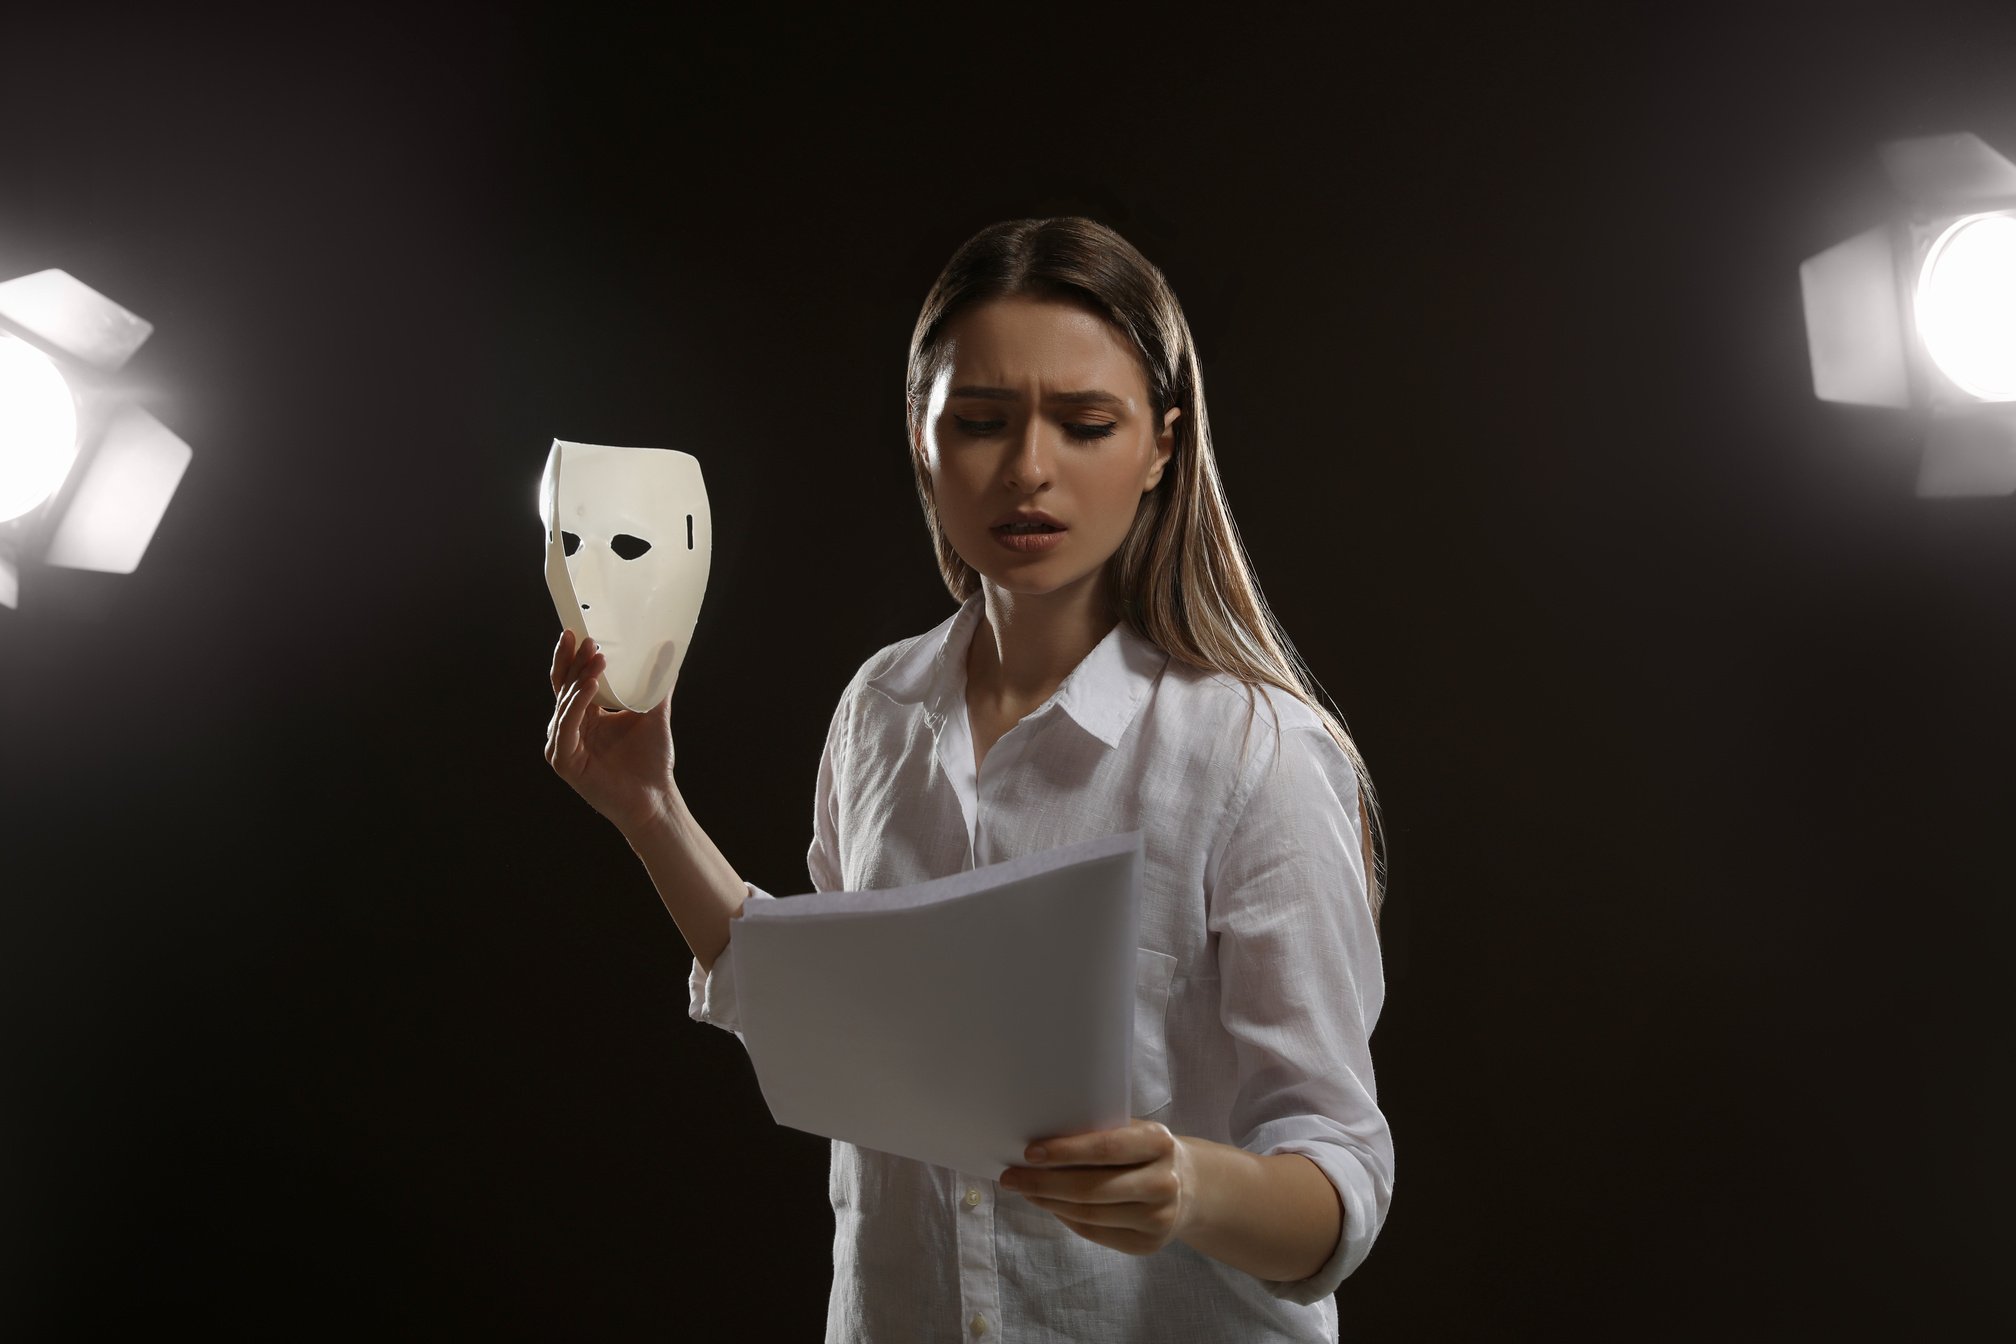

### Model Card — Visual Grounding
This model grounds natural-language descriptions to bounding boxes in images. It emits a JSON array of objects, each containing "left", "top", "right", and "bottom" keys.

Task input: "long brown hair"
[{"left": 902, "top": 217, "right": 1387, "bottom": 925}]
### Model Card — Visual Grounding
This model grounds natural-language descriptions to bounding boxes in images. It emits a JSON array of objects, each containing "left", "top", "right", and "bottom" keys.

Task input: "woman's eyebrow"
[{"left": 949, "top": 385, "right": 1125, "bottom": 410}]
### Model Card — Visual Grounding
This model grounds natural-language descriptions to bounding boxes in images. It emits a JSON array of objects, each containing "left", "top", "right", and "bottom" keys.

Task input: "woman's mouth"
[{"left": 992, "top": 523, "right": 1067, "bottom": 553}]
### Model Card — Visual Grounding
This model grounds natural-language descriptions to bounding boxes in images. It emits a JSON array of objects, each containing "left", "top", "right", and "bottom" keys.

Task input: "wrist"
[
  {"left": 1172, "top": 1138, "right": 1342, "bottom": 1285},
  {"left": 617, "top": 781, "right": 683, "bottom": 847},
  {"left": 1174, "top": 1135, "right": 1232, "bottom": 1244}
]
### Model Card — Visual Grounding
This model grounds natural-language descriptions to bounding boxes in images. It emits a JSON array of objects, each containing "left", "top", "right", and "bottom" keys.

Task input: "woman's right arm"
[{"left": 544, "top": 629, "right": 747, "bottom": 973}]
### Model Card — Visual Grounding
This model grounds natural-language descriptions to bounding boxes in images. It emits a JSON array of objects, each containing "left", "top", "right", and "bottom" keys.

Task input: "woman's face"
[{"left": 917, "top": 295, "right": 1177, "bottom": 607}]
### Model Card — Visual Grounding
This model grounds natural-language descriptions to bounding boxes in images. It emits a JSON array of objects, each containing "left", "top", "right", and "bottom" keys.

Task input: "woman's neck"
[{"left": 967, "top": 578, "right": 1117, "bottom": 713}]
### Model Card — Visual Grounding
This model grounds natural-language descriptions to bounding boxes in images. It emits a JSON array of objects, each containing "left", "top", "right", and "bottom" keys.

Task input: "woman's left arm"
[
  {"left": 1003, "top": 721, "right": 1392, "bottom": 1301},
  {"left": 1000, "top": 1117, "right": 1345, "bottom": 1282}
]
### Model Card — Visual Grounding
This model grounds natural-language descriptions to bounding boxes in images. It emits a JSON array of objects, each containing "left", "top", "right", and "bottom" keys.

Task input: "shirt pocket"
[{"left": 1132, "top": 947, "right": 1178, "bottom": 1117}]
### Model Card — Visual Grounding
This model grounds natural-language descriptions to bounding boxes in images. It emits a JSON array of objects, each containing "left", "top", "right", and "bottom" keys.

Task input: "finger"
[
  {"left": 556, "top": 648, "right": 605, "bottom": 717},
  {"left": 1025, "top": 1121, "right": 1170, "bottom": 1169},
  {"left": 546, "top": 667, "right": 581, "bottom": 746},
  {"left": 579, "top": 654, "right": 609, "bottom": 710},
  {"left": 549, "top": 629, "right": 575, "bottom": 696},
  {"left": 567, "top": 670, "right": 602, "bottom": 734},
  {"left": 1006, "top": 1164, "right": 1161, "bottom": 1204},
  {"left": 556, "top": 675, "right": 596, "bottom": 764},
  {"left": 549, "top": 680, "right": 582, "bottom": 763},
  {"left": 569, "top": 635, "right": 599, "bottom": 687}
]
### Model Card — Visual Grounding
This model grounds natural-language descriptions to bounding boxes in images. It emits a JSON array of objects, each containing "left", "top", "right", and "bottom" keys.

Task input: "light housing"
[
  {"left": 1799, "top": 132, "right": 2016, "bottom": 497},
  {"left": 0, "top": 268, "right": 191, "bottom": 608}
]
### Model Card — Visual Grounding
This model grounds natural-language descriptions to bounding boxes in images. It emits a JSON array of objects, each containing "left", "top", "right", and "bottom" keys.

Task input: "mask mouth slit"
[{"left": 687, "top": 514, "right": 694, "bottom": 549}]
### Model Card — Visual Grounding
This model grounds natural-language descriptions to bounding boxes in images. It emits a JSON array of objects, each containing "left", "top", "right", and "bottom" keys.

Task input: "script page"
[{"left": 731, "top": 831, "right": 1143, "bottom": 1179}]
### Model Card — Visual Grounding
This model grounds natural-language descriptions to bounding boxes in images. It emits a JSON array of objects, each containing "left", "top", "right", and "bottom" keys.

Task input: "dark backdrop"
[{"left": 4, "top": 3, "right": 2012, "bottom": 1337}]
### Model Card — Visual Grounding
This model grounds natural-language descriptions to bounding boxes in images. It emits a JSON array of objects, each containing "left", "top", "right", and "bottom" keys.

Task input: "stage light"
[
  {"left": 0, "top": 268, "right": 191, "bottom": 608},
  {"left": 1799, "top": 132, "right": 2016, "bottom": 496},
  {"left": 0, "top": 335, "right": 79, "bottom": 523},
  {"left": 1915, "top": 213, "right": 2016, "bottom": 402}
]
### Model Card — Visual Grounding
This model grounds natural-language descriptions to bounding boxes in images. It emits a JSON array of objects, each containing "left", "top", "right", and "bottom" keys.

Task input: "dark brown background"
[{"left": 4, "top": 3, "right": 2012, "bottom": 1337}]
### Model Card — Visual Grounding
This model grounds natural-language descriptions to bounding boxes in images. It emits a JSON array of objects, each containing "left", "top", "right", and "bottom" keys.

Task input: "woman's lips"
[{"left": 992, "top": 525, "right": 1067, "bottom": 553}]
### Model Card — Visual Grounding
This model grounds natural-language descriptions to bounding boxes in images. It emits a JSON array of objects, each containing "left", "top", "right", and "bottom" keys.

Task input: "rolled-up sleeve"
[
  {"left": 686, "top": 880, "right": 776, "bottom": 1035},
  {"left": 1206, "top": 719, "right": 1394, "bottom": 1304},
  {"left": 687, "top": 686, "right": 849, "bottom": 1037}
]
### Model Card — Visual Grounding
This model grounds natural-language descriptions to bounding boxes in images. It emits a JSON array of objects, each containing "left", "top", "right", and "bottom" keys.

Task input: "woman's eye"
[{"left": 951, "top": 414, "right": 1118, "bottom": 441}]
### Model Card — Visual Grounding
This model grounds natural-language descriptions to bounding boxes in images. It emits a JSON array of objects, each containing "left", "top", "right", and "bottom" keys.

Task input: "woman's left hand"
[{"left": 1000, "top": 1118, "right": 1200, "bottom": 1256}]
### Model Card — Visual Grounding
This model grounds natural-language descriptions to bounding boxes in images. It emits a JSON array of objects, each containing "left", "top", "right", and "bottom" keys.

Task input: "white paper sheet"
[{"left": 732, "top": 831, "right": 1144, "bottom": 1179}]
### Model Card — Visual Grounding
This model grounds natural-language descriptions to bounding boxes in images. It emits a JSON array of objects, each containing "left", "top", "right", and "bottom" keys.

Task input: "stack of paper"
[{"left": 732, "top": 831, "right": 1144, "bottom": 1179}]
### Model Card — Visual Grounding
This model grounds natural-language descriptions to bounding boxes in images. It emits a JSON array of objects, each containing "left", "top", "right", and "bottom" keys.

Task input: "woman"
[{"left": 546, "top": 217, "right": 1393, "bottom": 1341}]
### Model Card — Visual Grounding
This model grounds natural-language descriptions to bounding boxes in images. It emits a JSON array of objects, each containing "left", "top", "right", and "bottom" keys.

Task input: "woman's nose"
[{"left": 1004, "top": 418, "right": 1053, "bottom": 488}]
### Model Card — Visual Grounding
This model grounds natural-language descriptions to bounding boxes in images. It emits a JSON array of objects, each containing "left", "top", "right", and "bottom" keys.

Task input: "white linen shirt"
[{"left": 689, "top": 592, "right": 1393, "bottom": 1342}]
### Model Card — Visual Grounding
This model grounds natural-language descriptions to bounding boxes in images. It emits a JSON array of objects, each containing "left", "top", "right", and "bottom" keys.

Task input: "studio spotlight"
[
  {"left": 1915, "top": 212, "right": 2016, "bottom": 403},
  {"left": 0, "top": 335, "right": 80, "bottom": 524},
  {"left": 0, "top": 268, "right": 191, "bottom": 608},
  {"left": 1800, "top": 132, "right": 2016, "bottom": 497},
  {"left": 1806, "top": 135, "right": 2016, "bottom": 499}
]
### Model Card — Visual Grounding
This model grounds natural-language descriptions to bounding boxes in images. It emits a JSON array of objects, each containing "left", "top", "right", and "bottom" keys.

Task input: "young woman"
[{"left": 545, "top": 217, "right": 1393, "bottom": 1341}]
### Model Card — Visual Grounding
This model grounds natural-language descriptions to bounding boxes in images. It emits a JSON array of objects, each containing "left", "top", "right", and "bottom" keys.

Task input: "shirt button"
[
  {"left": 970, "top": 1315, "right": 988, "bottom": 1336},
  {"left": 964, "top": 1187, "right": 982, "bottom": 1208}
]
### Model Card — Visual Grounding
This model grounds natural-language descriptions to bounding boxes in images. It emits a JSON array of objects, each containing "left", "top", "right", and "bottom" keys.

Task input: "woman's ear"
[{"left": 1144, "top": 406, "right": 1180, "bottom": 491}]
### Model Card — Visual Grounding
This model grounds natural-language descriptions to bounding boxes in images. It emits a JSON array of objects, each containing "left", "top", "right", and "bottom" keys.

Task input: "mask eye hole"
[
  {"left": 611, "top": 533, "right": 652, "bottom": 561},
  {"left": 561, "top": 531, "right": 582, "bottom": 557}
]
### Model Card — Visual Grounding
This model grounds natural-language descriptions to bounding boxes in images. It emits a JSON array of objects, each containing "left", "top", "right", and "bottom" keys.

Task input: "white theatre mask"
[{"left": 539, "top": 440, "right": 712, "bottom": 712}]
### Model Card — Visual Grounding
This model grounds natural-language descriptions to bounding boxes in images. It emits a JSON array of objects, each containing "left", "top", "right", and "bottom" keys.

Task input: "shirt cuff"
[
  {"left": 1246, "top": 1119, "right": 1395, "bottom": 1305},
  {"left": 687, "top": 882, "right": 776, "bottom": 1035}
]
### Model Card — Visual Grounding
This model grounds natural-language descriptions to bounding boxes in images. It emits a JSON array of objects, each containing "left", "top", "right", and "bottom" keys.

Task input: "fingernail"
[{"left": 1026, "top": 1145, "right": 1047, "bottom": 1162}]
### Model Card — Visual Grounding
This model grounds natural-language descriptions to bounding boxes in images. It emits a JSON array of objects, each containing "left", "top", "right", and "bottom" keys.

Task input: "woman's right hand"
[{"left": 545, "top": 629, "right": 677, "bottom": 836}]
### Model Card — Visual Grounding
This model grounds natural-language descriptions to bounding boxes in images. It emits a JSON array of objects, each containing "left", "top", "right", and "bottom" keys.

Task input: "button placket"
[
  {"left": 971, "top": 710, "right": 1044, "bottom": 864},
  {"left": 953, "top": 1170, "right": 1002, "bottom": 1344},
  {"left": 930, "top": 705, "right": 980, "bottom": 866}
]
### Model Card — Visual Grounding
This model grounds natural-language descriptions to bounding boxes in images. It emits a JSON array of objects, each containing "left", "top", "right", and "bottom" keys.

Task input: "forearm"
[
  {"left": 1176, "top": 1138, "right": 1342, "bottom": 1285},
  {"left": 620, "top": 780, "right": 748, "bottom": 972}
]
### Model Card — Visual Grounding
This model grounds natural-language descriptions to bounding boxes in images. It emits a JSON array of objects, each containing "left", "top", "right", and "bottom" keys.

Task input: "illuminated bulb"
[
  {"left": 0, "top": 334, "right": 81, "bottom": 523},
  {"left": 1915, "top": 212, "right": 2016, "bottom": 402}
]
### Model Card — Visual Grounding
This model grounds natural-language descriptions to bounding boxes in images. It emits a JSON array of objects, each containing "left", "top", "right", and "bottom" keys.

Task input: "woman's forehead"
[{"left": 939, "top": 295, "right": 1147, "bottom": 396}]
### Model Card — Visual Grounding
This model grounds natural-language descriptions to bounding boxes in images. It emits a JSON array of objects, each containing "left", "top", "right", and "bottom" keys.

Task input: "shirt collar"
[{"left": 864, "top": 591, "right": 1168, "bottom": 749}]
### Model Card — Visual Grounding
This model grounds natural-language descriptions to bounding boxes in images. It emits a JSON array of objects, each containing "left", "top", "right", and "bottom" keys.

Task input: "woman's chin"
[{"left": 968, "top": 564, "right": 1104, "bottom": 602}]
